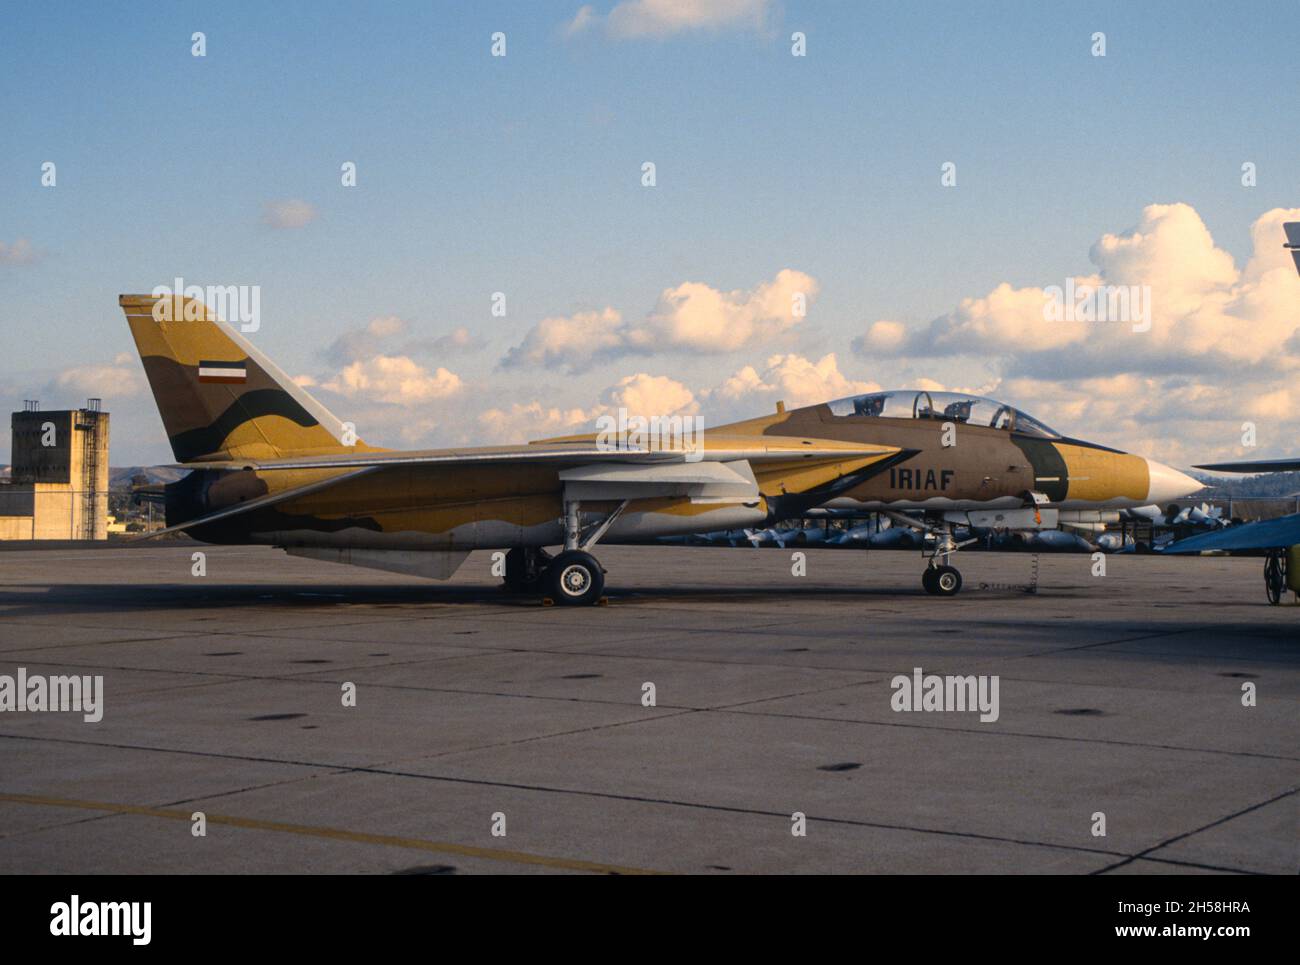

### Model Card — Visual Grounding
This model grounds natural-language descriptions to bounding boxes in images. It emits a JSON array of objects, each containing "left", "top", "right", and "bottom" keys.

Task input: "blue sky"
[{"left": 2, "top": 1, "right": 1298, "bottom": 465}]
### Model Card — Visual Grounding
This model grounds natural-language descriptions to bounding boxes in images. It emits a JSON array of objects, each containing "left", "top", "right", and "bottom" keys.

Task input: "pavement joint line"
[
  {"left": 0, "top": 657, "right": 815, "bottom": 713},
  {"left": 0, "top": 734, "right": 1173, "bottom": 863},
  {"left": 1089, "top": 784, "right": 1300, "bottom": 875},
  {"left": 0, "top": 772, "right": 346, "bottom": 843},
  {"left": 1, "top": 665, "right": 1292, "bottom": 763},
  {"left": 0, "top": 792, "right": 662, "bottom": 875},
  {"left": 360, "top": 707, "right": 700, "bottom": 770},
  {"left": 1017, "top": 627, "right": 1214, "bottom": 658},
  {"left": 0, "top": 635, "right": 182, "bottom": 655},
  {"left": 343, "top": 767, "right": 1138, "bottom": 860},
  {"left": 1101, "top": 855, "right": 1260, "bottom": 875},
  {"left": 359, "top": 677, "right": 912, "bottom": 769},
  {"left": 6, "top": 639, "right": 1298, "bottom": 688},
  {"left": 0, "top": 649, "right": 518, "bottom": 697},
  {"left": 711, "top": 705, "right": 1300, "bottom": 763},
  {"left": 0, "top": 767, "right": 1282, "bottom": 876},
  {"left": 17, "top": 630, "right": 1136, "bottom": 679}
]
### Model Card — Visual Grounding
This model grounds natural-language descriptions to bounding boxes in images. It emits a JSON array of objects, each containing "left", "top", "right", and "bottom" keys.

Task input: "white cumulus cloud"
[
  {"left": 566, "top": 0, "right": 774, "bottom": 39},
  {"left": 854, "top": 203, "right": 1300, "bottom": 378},
  {"left": 323, "top": 355, "right": 463, "bottom": 405},
  {"left": 710, "top": 352, "right": 878, "bottom": 410},
  {"left": 502, "top": 269, "right": 817, "bottom": 372}
]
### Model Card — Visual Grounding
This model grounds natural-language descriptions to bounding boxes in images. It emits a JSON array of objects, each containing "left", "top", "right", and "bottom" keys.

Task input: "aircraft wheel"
[
  {"left": 1264, "top": 551, "right": 1285, "bottom": 606},
  {"left": 546, "top": 550, "right": 605, "bottom": 606},
  {"left": 502, "top": 547, "right": 547, "bottom": 592},
  {"left": 921, "top": 567, "right": 939, "bottom": 594},
  {"left": 932, "top": 565, "right": 962, "bottom": 597}
]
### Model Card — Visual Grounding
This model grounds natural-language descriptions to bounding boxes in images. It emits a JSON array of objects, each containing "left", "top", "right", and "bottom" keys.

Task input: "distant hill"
[
  {"left": 3, "top": 464, "right": 187, "bottom": 489},
  {"left": 109, "top": 465, "right": 189, "bottom": 490},
  {"left": 1189, "top": 470, "right": 1300, "bottom": 498}
]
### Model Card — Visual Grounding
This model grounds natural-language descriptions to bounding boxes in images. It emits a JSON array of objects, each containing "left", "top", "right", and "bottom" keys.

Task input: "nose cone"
[{"left": 1145, "top": 459, "right": 1201, "bottom": 504}]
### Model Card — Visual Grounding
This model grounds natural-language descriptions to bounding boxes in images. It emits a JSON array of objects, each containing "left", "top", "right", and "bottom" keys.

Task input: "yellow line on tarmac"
[{"left": 0, "top": 792, "right": 662, "bottom": 875}]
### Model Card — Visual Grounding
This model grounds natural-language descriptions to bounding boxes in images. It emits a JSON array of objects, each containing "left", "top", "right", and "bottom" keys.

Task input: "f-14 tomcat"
[{"left": 122, "top": 293, "right": 1199, "bottom": 603}]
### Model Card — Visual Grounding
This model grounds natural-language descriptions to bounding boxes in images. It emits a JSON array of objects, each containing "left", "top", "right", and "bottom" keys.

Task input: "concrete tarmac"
[{"left": 0, "top": 544, "right": 1295, "bottom": 874}]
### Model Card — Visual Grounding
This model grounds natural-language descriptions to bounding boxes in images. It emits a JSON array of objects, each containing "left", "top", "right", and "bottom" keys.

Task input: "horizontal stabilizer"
[{"left": 131, "top": 467, "right": 378, "bottom": 539}]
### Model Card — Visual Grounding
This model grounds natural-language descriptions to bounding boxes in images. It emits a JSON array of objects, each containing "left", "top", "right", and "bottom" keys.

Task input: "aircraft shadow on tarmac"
[
  {"left": 1, "top": 582, "right": 1298, "bottom": 650},
  {"left": 0, "top": 580, "right": 1048, "bottom": 614}
]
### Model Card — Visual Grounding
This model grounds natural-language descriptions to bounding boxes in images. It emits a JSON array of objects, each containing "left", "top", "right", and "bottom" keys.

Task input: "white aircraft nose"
[{"left": 1145, "top": 459, "right": 1201, "bottom": 504}]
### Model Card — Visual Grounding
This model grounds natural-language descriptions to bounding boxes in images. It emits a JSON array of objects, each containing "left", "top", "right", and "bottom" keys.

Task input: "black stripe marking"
[
  {"left": 170, "top": 389, "right": 320, "bottom": 462},
  {"left": 1011, "top": 436, "right": 1068, "bottom": 502}
]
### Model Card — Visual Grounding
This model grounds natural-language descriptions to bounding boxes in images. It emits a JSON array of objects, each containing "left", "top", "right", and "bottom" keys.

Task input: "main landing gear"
[
  {"left": 501, "top": 498, "right": 627, "bottom": 606},
  {"left": 502, "top": 546, "right": 550, "bottom": 593},
  {"left": 546, "top": 550, "right": 605, "bottom": 606}
]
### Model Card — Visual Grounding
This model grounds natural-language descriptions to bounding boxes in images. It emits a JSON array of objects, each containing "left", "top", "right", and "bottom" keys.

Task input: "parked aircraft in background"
[
  {"left": 1167, "top": 223, "right": 1300, "bottom": 606},
  {"left": 1171, "top": 454, "right": 1300, "bottom": 605}
]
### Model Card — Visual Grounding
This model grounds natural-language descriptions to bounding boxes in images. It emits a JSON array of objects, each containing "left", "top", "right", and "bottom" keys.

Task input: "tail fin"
[
  {"left": 120, "top": 293, "right": 368, "bottom": 463},
  {"left": 1285, "top": 222, "right": 1300, "bottom": 275}
]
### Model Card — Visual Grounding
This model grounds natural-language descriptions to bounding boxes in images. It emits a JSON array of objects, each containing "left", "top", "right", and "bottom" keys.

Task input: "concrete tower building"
[{"left": 0, "top": 400, "right": 111, "bottom": 540}]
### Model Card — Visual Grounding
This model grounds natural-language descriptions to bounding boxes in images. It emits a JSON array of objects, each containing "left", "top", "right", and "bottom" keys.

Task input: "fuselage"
[
  {"left": 722, "top": 398, "right": 1192, "bottom": 512},
  {"left": 166, "top": 390, "right": 1199, "bottom": 552}
]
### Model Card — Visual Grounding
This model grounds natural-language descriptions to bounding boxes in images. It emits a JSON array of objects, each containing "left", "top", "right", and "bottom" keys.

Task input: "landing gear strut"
[
  {"left": 918, "top": 518, "right": 972, "bottom": 597},
  {"left": 501, "top": 498, "right": 626, "bottom": 606}
]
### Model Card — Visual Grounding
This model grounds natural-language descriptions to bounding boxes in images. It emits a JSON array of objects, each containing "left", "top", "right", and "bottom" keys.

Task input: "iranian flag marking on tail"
[{"left": 198, "top": 360, "right": 247, "bottom": 384}]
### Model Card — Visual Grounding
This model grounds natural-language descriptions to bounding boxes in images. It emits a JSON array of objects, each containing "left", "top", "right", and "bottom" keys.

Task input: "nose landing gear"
[
  {"left": 916, "top": 517, "right": 972, "bottom": 597},
  {"left": 923, "top": 563, "right": 963, "bottom": 596}
]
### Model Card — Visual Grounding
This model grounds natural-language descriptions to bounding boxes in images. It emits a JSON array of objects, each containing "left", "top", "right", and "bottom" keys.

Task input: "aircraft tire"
[
  {"left": 503, "top": 547, "right": 548, "bottom": 592},
  {"left": 1264, "top": 551, "right": 1285, "bottom": 606},
  {"left": 932, "top": 565, "right": 962, "bottom": 597},
  {"left": 921, "top": 567, "right": 939, "bottom": 594},
  {"left": 546, "top": 550, "right": 605, "bottom": 606}
]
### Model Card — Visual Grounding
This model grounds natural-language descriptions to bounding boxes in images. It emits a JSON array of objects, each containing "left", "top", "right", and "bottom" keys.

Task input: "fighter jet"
[{"left": 120, "top": 292, "right": 1200, "bottom": 602}]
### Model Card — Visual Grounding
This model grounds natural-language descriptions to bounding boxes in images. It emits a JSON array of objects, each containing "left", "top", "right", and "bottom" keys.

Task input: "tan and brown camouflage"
[{"left": 120, "top": 294, "right": 1196, "bottom": 565}]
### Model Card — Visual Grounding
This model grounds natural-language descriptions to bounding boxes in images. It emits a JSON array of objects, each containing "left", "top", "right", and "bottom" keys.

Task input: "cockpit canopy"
[{"left": 825, "top": 390, "right": 1060, "bottom": 438}]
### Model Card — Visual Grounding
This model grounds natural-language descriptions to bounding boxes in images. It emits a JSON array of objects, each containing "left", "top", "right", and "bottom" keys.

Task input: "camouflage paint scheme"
[
  {"left": 122, "top": 295, "right": 900, "bottom": 551},
  {"left": 121, "top": 294, "right": 1170, "bottom": 555},
  {"left": 723, "top": 407, "right": 1152, "bottom": 512}
]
